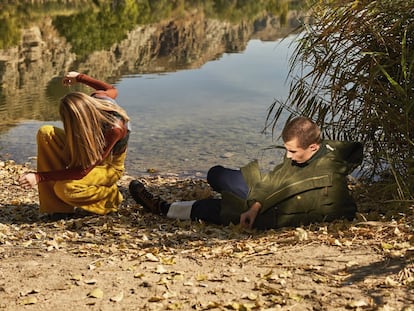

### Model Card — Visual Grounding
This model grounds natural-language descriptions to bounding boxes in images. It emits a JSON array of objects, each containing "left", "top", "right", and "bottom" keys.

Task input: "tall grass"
[{"left": 266, "top": 0, "right": 414, "bottom": 204}]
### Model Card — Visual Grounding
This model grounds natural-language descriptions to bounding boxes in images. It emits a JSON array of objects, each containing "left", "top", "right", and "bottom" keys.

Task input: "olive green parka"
[{"left": 219, "top": 140, "right": 363, "bottom": 229}]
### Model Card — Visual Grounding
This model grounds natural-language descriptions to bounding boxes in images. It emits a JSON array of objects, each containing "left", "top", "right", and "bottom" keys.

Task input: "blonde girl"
[{"left": 19, "top": 72, "right": 130, "bottom": 217}]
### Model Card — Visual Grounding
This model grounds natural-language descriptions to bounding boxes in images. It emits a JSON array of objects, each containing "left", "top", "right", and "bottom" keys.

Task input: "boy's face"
[{"left": 284, "top": 138, "right": 319, "bottom": 164}]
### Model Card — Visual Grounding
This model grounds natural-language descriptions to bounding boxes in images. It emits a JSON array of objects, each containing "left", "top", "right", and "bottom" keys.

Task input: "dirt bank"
[{"left": 0, "top": 160, "right": 413, "bottom": 310}]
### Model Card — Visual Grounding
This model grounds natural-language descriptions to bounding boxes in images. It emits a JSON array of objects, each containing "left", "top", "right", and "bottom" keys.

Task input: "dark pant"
[{"left": 190, "top": 165, "right": 248, "bottom": 224}]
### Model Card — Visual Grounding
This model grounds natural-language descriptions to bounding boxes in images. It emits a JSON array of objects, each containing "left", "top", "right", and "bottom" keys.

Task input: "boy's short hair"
[{"left": 282, "top": 117, "right": 321, "bottom": 148}]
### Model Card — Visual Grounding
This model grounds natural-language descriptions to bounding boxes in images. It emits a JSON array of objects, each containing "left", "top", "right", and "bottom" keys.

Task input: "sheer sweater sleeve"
[{"left": 76, "top": 73, "right": 118, "bottom": 99}]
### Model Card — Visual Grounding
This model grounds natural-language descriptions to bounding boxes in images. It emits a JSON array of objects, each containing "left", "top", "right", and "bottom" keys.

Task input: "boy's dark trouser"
[{"left": 190, "top": 165, "right": 249, "bottom": 224}]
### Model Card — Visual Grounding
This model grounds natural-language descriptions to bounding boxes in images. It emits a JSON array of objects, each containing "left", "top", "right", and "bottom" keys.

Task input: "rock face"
[
  {"left": 73, "top": 10, "right": 304, "bottom": 76},
  {"left": 0, "top": 17, "right": 75, "bottom": 125},
  {"left": 0, "top": 8, "right": 305, "bottom": 123}
]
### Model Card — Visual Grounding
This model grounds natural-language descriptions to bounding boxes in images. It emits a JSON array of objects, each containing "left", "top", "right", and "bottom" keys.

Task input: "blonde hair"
[
  {"left": 59, "top": 92, "right": 129, "bottom": 169},
  {"left": 282, "top": 117, "right": 321, "bottom": 148}
]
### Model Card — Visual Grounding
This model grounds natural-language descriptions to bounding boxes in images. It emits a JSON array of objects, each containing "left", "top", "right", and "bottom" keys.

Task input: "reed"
[{"left": 266, "top": 0, "right": 414, "bottom": 203}]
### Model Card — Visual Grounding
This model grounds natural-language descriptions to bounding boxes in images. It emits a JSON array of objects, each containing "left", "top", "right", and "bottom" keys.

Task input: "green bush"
[{"left": 266, "top": 0, "right": 414, "bottom": 203}]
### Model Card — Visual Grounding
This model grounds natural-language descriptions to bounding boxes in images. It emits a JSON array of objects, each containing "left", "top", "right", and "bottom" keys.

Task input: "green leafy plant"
[{"left": 266, "top": 0, "right": 414, "bottom": 204}]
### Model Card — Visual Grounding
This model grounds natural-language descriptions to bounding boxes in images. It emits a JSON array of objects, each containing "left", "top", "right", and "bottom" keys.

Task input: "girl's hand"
[
  {"left": 19, "top": 172, "right": 39, "bottom": 189},
  {"left": 62, "top": 71, "right": 80, "bottom": 86}
]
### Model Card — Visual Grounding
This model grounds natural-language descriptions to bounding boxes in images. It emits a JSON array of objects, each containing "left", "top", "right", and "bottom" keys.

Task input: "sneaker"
[{"left": 129, "top": 180, "right": 167, "bottom": 214}]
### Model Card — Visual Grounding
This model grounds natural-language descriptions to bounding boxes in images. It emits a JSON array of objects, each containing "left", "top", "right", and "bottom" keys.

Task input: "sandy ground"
[{"left": 1, "top": 160, "right": 414, "bottom": 311}]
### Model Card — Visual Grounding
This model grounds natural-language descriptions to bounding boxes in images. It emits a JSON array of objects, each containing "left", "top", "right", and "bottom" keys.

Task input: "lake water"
[
  {"left": 122, "top": 38, "right": 295, "bottom": 177},
  {"left": 0, "top": 38, "right": 295, "bottom": 178},
  {"left": 0, "top": 0, "right": 304, "bottom": 178}
]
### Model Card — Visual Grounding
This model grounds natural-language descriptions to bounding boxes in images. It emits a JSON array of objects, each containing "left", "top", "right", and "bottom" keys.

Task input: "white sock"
[{"left": 166, "top": 201, "right": 195, "bottom": 220}]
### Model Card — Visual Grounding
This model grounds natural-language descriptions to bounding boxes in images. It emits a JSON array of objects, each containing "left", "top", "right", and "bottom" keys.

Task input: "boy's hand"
[{"left": 240, "top": 202, "right": 261, "bottom": 229}]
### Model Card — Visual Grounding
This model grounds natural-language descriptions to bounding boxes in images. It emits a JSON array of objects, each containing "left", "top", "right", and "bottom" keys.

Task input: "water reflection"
[{"left": 0, "top": 1, "right": 305, "bottom": 177}]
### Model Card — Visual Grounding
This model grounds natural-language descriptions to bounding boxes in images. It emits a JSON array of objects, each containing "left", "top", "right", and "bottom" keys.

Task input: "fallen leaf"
[
  {"left": 345, "top": 261, "right": 358, "bottom": 269},
  {"left": 84, "top": 279, "right": 97, "bottom": 285},
  {"left": 347, "top": 299, "right": 369, "bottom": 308},
  {"left": 70, "top": 274, "right": 82, "bottom": 281},
  {"left": 381, "top": 242, "right": 394, "bottom": 250},
  {"left": 384, "top": 276, "right": 399, "bottom": 287},
  {"left": 145, "top": 253, "right": 159, "bottom": 262},
  {"left": 243, "top": 293, "right": 257, "bottom": 301},
  {"left": 157, "top": 277, "right": 169, "bottom": 285},
  {"left": 110, "top": 292, "right": 124, "bottom": 302},
  {"left": 148, "top": 296, "right": 164, "bottom": 302},
  {"left": 160, "top": 256, "right": 176, "bottom": 265},
  {"left": 20, "top": 297, "right": 37, "bottom": 305},
  {"left": 88, "top": 288, "right": 104, "bottom": 299},
  {"left": 196, "top": 274, "right": 208, "bottom": 281},
  {"left": 21, "top": 240, "right": 32, "bottom": 247},
  {"left": 155, "top": 265, "right": 168, "bottom": 274},
  {"left": 295, "top": 228, "right": 308, "bottom": 241}
]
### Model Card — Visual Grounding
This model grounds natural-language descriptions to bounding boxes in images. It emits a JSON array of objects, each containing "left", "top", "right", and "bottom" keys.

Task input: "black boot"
[{"left": 129, "top": 180, "right": 169, "bottom": 214}]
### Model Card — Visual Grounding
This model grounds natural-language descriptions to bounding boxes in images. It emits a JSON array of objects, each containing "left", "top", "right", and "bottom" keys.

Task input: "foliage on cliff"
[{"left": 0, "top": 0, "right": 299, "bottom": 51}]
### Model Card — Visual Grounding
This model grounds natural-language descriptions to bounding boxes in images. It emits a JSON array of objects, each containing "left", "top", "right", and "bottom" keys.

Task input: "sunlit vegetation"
[
  {"left": 0, "top": 0, "right": 299, "bottom": 51},
  {"left": 52, "top": 0, "right": 297, "bottom": 57},
  {"left": 205, "top": 0, "right": 290, "bottom": 23},
  {"left": 0, "top": 9, "right": 22, "bottom": 49},
  {"left": 52, "top": 0, "right": 140, "bottom": 57},
  {"left": 266, "top": 0, "right": 414, "bottom": 205},
  {"left": 0, "top": 1, "right": 95, "bottom": 49}
]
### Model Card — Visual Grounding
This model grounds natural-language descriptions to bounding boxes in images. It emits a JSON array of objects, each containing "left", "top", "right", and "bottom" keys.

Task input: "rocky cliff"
[{"left": 0, "top": 9, "right": 304, "bottom": 123}]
